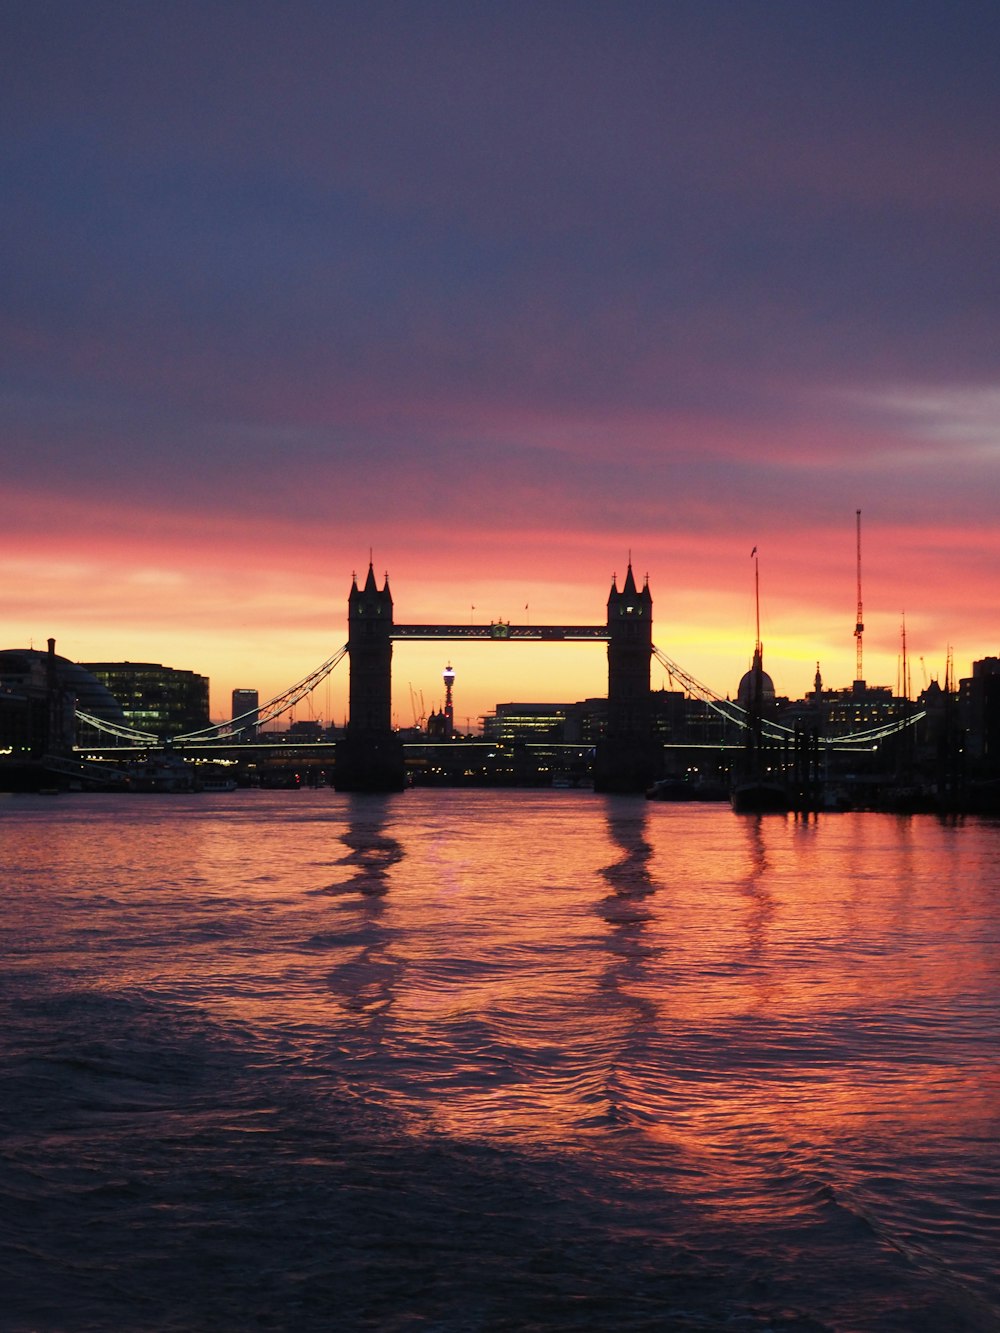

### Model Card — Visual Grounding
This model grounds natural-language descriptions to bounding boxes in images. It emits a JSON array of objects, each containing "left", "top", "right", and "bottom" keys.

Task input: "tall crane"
[{"left": 854, "top": 509, "right": 864, "bottom": 685}]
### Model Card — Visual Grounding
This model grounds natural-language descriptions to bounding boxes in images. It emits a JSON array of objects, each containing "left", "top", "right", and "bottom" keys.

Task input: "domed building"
[
  {"left": 0, "top": 643, "right": 125, "bottom": 755},
  {"left": 737, "top": 646, "right": 777, "bottom": 711}
]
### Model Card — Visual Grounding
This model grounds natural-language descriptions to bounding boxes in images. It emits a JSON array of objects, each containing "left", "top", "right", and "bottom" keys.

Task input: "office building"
[
  {"left": 231, "top": 688, "right": 260, "bottom": 740},
  {"left": 85, "top": 662, "right": 210, "bottom": 738}
]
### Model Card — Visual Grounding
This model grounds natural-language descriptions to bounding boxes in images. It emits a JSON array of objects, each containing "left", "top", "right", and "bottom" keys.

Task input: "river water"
[{"left": 2, "top": 789, "right": 998, "bottom": 1331}]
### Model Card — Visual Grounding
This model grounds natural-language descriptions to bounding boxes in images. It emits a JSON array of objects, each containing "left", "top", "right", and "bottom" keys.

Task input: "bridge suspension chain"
[
  {"left": 651, "top": 645, "right": 925, "bottom": 747},
  {"left": 76, "top": 645, "right": 350, "bottom": 746},
  {"left": 75, "top": 712, "right": 161, "bottom": 743},
  {"left": 174, "top": 644, "right": 350, "bottom": 742},
  {"left": 817, "top": 713, "right": 927, "bottom": 746},
  {"left": 652, "top": 645, "right": 794, "bottom": 738}
]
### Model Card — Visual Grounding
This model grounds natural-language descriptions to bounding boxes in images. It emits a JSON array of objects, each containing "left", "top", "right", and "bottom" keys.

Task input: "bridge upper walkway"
[{"left": 392, "top": 624, "right": 609, "bottom": 641}]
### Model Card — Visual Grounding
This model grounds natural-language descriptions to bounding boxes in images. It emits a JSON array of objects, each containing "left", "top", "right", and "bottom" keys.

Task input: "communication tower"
[{"left": 442, "top": 663, "right": 455, "bottom": 739}]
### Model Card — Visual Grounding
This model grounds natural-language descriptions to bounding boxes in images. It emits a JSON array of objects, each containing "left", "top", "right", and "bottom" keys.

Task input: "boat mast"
[
  {"left": 854, "top": 509, "right": 864, "bottom": 686},
  {"left": 750, "top": 547, "right": 763, "bottom": 750}
]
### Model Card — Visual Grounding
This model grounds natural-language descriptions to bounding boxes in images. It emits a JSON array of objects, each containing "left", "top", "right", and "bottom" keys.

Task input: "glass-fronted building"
[{"left": 85, "top": 662, "right": 211, "bottom": 738}]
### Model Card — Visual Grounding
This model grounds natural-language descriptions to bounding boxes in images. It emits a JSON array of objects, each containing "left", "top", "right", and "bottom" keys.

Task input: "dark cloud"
[{"left": 3, "top": 0, "right": 1000, "bottom": 698}]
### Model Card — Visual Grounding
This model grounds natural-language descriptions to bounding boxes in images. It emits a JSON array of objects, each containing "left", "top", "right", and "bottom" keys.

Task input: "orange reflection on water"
[
  {"left": 364, "top": 799, "right": 1000, "bottom": 1163},
  {"left": 8, "top": 792, "right": 997, "bottom": 1169},
  {"left": 6, "top": 788, "right": 998, "bottom": 1324}
]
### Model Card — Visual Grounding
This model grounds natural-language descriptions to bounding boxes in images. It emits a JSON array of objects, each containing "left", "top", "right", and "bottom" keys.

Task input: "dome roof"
[
  {"left": 737, "top": 648, "right": 776, "bottom": 708},
  {"left": 0, "top": 649, "right": 125, "bottom": 723}
]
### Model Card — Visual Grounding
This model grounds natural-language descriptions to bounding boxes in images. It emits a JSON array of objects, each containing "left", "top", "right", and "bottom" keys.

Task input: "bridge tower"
[
  {"left": 594, "top": 563, "right": 661, "bottom": 792},
  {"left": 335, "top": 563, "right": 405, "bottom": 791}
]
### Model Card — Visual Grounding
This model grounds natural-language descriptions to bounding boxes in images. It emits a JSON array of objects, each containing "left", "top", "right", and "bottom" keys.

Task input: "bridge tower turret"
[
  {"left": 348, "top": 563, "right": 394, "bottom": 732},
  {"left": 335, "top": 562, "right": 404, "bottom": 791},
  {"left": 594, "top": 562, "right": 661, "bottom": 792}
]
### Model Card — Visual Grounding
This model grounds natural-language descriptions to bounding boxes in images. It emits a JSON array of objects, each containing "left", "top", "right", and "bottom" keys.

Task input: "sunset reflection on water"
[
  {"left": 236, "top": 793, "right": 998, "bottom": 1167},
  {"left": 4, "top": 789, "right": 998, "bottom": 1328}
]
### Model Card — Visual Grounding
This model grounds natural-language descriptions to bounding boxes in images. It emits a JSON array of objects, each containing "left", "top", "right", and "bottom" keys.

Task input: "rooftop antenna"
[{"left": 854, "top": 509, "right": 864, "bottom": 685}]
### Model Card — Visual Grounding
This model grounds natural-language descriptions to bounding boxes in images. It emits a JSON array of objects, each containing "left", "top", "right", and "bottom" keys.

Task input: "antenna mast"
[{"left": 854, "top": 509, "right": 864, "bottom": 685}]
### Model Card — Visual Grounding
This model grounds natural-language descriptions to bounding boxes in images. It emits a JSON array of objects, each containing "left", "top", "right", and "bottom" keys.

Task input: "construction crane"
[
  {"left": 408, "top": 683, "right": 427, "bottom": 729},
  {"left": 854, "top": 509, "right": 864, "bottom": 685}
]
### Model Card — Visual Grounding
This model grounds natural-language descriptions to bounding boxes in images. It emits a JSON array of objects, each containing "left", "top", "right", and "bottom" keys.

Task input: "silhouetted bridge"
[{"left": 73, "top": 559, "right": 923, "bottom": 794}]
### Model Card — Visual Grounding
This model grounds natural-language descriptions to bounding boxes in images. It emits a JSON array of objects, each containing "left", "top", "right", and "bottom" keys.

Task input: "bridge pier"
[{"left": 334, "top": 730, "right": 405, "bottom": 792}]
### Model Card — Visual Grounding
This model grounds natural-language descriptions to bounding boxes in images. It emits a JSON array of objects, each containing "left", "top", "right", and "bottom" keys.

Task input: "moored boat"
[{"left": 731, "top": 779, "right": 789, "bottom": 814}]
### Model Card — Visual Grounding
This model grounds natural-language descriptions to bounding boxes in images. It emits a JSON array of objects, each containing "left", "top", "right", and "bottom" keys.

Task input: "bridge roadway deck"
[{"left": 391, "top": 624, "right": 610, "bottom": 641}]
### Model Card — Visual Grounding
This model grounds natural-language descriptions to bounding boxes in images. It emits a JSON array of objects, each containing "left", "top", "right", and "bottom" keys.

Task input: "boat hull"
[{"left": 731, "top": 781, "right": 790, "bottom": 814}]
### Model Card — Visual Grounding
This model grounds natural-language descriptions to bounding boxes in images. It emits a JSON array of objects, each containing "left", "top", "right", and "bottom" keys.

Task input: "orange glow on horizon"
[{"left": 3, "top": 485, "right": 997, "bottom": 726}]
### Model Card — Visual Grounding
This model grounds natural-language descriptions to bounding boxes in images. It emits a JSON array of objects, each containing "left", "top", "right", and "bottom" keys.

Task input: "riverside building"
[{"left": 84, "top": 662, "right": 211, "bottom": 738}]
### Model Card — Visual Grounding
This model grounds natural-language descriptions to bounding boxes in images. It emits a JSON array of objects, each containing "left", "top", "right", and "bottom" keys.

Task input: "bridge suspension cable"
[
  {"left": 819, "top": 713, "right": 927, "bottom": 746},
  {"left": 174, "top": 644, "right": 350, "bottom": 742},
  {"left": 651, "top": 645, "right": 925, "bottom": 747},
  {"left": 75, "top": 712, "right": 161, "bottom": 743},
  {"left": 75, "top": 645, "right": 350, "bottom": 746},
  {"left": 652, "top": 645, "right": 793, "bottom": 737}
]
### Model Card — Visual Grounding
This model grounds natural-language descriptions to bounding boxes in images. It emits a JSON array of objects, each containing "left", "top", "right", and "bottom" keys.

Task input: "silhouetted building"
[
  {"left": 781, "top": 670, "right": 900, "bottom": 737},
  {"left": 285, "top": 719, "right": 323, "bottom": 741},
  {"left": 961, "top": 657, "right": 1000, "bottom": 771},
  {"left": 425, "top": 707, "right": 448, "bottom": 739},
  {"left": 0, "top": 643, "right": 124, "bottom": 753},
  {"left": 231, "top": 688, "right": 259, "bottom": 740},
  {"left": 680, "top": 695, "right": 735, "bottom": 746},
  {"left": 649, "top": 688, "right": 688, "bottom": 742},
  {"left": 85, "top": 661, "right": 210, "bottom": 738},
  {"left": 482, "top": 691, "right": 737, "bottom": 752},
  {"left": 576, "top": 698, "right": 607, "bottom": 745},
  {"left": 737, "top": 647, "right": 778, "bottom": 712},
  {"left": 822, "top": 681, "right": 898, "bottom": 732},
  {"left": 482, "top": 703, "right": 571, "bottom": 744}
]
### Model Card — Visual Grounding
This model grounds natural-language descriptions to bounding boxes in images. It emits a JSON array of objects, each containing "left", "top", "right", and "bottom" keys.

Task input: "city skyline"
[{"left": 4, "top": 3, "right": 999, "bottom": 724}]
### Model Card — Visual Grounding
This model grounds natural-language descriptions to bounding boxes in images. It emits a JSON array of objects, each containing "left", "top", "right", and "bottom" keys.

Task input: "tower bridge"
[
  {"left": 339, "top": 561, "right": 657, "bottom": 792},
  {"left": 65, "top": 557, "right": 927, "bottom": 796}
]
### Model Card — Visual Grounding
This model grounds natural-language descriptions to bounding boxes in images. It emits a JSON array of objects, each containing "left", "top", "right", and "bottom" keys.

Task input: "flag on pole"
[{"left": 751, "top": 546, "right": 757, "bottom": 557}]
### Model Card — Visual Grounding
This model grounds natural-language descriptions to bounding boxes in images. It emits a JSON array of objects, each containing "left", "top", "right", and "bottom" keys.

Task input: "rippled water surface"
[{"left": 2, "top": 790, "right": 999, "bottom": 1330}]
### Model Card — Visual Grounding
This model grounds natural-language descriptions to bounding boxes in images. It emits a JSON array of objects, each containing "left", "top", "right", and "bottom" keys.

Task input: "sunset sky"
[{"left": 4, "top": 1, "right": 999, "bottom": 728}]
